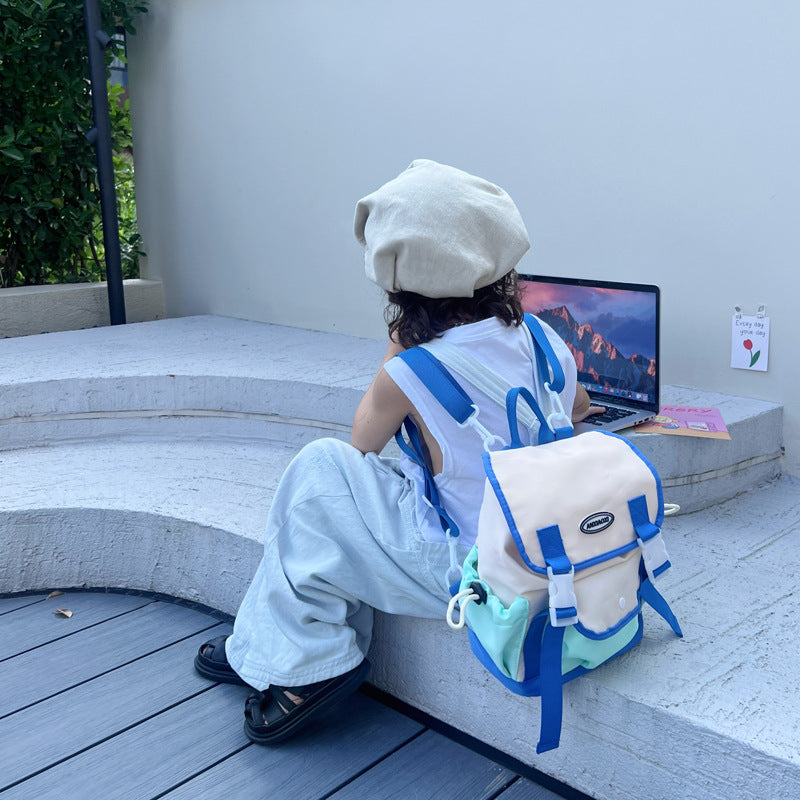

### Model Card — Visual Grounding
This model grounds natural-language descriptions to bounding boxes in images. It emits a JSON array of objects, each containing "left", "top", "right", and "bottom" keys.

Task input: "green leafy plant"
[{"left": 0, "top": 0, "right": 148, "bottom": 287}]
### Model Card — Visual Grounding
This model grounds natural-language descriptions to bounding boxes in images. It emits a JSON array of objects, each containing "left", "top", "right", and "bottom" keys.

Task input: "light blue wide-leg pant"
[{"left": 226, "top": 437, "right": 464, "bottom": 690}]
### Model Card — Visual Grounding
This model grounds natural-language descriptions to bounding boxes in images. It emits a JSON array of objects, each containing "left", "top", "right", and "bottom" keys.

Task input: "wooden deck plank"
[
  {"left": 0, "top": 591, "right": 151, "bottom": 658},
  {"left": 0, "top": 601, "right": 221, "bottom": 718},
  {"left": 1, "top": 683, "right": 250, "bottom": 800},
  {"left": 0, "top": 594, "right": 48, "bottom": 615},
  {"left": 326, "top": 728, "right": 517, "bottom": 800},
  {"left": 161, "top": 692, "right": 426, "bottom": 800},
  {"left": 0, "top": 591, "right": 568, "bottom": 800},
  {"left": 0, "top": 625, "right": 230, "bottom": 790},
  {"left": 494, "top": 777, "right": 569, "bottom": 800}
]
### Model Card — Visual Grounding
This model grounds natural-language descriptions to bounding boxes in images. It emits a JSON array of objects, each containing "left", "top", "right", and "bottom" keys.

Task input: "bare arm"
[{"left": 351, "top": 338, "right": 413, "bottom": 455}]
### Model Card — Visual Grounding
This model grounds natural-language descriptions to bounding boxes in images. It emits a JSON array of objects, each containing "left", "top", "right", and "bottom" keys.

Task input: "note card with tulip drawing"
[{"left": 731, "top": 313, "right": 769, "bottom": 372}]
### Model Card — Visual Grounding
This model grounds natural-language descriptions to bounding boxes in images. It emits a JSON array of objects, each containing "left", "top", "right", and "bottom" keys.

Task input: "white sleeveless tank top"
[{"left": 383, "top": 316, "right": 577, "bottom": 547}]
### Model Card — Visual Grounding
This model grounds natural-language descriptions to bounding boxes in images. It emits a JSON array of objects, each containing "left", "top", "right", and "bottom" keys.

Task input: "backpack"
[{"left": 395, "top": 314, "right": 682, "bottom": 753}]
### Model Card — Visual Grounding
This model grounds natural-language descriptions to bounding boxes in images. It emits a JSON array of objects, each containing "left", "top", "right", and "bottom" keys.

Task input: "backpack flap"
[{"left": 478, "top": 430, "right": 665, "bottom": 636}]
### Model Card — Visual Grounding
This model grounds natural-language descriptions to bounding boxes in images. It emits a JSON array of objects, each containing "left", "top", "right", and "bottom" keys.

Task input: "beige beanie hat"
[{"left": 354, "top": 159, "right": 530, "bottom": 298}]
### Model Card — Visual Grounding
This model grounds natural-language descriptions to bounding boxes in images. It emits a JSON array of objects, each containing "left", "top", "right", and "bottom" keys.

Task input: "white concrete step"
[
  {"left": 0, "top": 315, "right": 784, "bottom": 513},
  {"left": 0, "top": 315, "right": 376, "bottom": 451}
]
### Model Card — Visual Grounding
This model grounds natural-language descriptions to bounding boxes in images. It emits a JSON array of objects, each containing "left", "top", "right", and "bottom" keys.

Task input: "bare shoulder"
[{"left": 371, "top": 364, "right": 412, "bottom": 409}]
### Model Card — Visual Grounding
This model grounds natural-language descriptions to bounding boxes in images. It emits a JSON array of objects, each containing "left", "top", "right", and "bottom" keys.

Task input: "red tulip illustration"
[{"left": 743, "top": 338, "right": 760, "bottom": 367}]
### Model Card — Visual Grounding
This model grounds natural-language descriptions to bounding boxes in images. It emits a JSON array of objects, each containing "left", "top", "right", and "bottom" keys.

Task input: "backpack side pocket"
[{"left": 459, "top": 547, "right": 531, "bottom": 683}]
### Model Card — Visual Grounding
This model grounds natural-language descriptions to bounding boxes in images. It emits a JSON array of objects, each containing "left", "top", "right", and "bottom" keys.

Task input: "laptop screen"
[{"left": 517, "top": 275, "right": 660, "bottom": 410}]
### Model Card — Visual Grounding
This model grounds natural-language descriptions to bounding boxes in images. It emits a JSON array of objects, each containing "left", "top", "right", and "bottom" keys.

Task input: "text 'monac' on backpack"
[{"left": 395, "top": 314, "right": 682, "bottom": 754}]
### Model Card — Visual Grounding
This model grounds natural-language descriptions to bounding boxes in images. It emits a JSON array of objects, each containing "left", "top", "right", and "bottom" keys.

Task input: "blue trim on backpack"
[
  {"left": 483, "top": 451, "right": 542, "bottom": 574},
  {"left": 466, "top": 627, "right": 543, "bottom": 697},
  {"left": 628, "top": 494, "right": 661, "bottom": 542},
  {"left": 572, "top": 605, "right": 642, "bottom": 640},
  {"left": 537, "top": 525, "right": 573, "bottom": 575},
  {"left": 572, "top": 540, "right": 641, "bottom": 571},
  {"left": 597, "top": 430, "right": 665, "bottom": 526}
]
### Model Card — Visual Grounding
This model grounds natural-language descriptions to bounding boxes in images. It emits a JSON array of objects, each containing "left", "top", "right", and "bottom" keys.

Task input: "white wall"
[{"left": 129, "top": 0, "right": 800, "bottom": 473}]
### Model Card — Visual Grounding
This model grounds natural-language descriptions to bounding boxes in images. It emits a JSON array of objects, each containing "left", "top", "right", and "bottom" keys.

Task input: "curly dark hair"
[{"left": 385, "top": 270, "right": 524, "bottom": 349}]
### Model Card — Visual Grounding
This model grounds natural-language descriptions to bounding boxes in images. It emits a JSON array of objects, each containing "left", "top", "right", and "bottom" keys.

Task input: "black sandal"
[
  {"left": 243, "top": 660, "right": 370, "bottom": 744},
  {"left": 194, "top": 635, "right": 249, "bottom": 686}
]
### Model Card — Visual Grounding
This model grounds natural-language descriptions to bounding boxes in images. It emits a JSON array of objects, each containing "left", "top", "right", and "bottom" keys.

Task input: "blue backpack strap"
[
  {"left": 523, "top": 313, "right": 566, "bottom": 393},
  {"left": 392, "top": 348, "right": 473, "bottom": 538},
  {"left": 401, "top": 322, "right": 566, "bottom": 422},
  {"left": 394, "top": 346, "right": 506, "bottom": 542},
  {"left": 536, "top": 525, "right": 579, "bottom": 627},
  {"left": 639, "top": 578, "right": 683, "bottom": 638},
  {"left": 505, "top": 386, "right": 571, "bottom": 446},
  {"left": 395, "top": 348, "right": 474, "bottom": 424},
  {"left": 537, "top": 622, "right": 567, "bottom": 753},
  {"left": 396, "top": 347, "right": 507, "bottom": 452},
  {"left": 394, "top": 415, "right": 459, "bottom": 539},
  {"left": 534, "top": 524, "right": 579, "bottom": 753},
  {"left": 628, "top": 494, "right": 672, "bottom": 581},
  {"left": 522, "top": 315, "right": 574, "bottom": 440}
]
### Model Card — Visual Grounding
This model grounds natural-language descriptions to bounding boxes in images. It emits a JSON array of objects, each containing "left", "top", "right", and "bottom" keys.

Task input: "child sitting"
[{"left": 195, "top": 158, "right": 597, "bottom": 743}]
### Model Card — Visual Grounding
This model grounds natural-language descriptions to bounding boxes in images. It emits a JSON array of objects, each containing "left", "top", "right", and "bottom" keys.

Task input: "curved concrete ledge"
[
  {"left": 0, "top": 508, "right": 261, "bottom": 616},
  {"left": 0, "top": 436, "right": 297, "bottom": 610},
  {"left": 0, "top": 314, "right": 784, "bottom": 606},
  {"left": 0, "top": 315, "right": 783, "bottom": 513},
  {"left": 0, "top": 373, "right": 361, "bottom": 440}
]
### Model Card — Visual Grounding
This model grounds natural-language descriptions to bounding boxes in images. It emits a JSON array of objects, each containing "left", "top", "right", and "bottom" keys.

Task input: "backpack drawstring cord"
[{"left": 446, "top": 587, "right": 483, "bottom": 630}]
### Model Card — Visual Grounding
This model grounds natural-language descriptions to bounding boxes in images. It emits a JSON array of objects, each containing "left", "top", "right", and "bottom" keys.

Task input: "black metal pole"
[{"left": 83, "top": 0, "right": 126, "bottom": 325}]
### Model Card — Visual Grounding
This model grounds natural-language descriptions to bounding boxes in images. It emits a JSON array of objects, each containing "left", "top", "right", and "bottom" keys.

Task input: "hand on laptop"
[
  {"left": 573, "top": 404, "right": 607, "bottom": 424},
  {"left": 572, "top": 384, "right": 606, "bottom": 424}
]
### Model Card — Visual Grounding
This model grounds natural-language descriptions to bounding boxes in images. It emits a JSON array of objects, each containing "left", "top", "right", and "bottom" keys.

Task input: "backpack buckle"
[
  {"left": 546, "top": 565, "right": 579, "bottom": 627},
  {"left": 638, "top": 532, "right": 672, "bottom": 581},
  {"left": 459, "top": 404, "right": 507, "bottom": 451},
  {"left": 543, "top": 385, "right": 574, "bottom": 440}
]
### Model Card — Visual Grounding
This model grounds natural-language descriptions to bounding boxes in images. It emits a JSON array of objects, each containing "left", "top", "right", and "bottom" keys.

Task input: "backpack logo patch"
[{"left": 580, "top": 512, "right": 615, "bottom": 534}]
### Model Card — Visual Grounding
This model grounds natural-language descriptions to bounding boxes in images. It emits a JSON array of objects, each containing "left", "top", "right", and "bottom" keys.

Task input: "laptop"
[{"left": 517, "top": 275, "right": 660, "bottom": 433}]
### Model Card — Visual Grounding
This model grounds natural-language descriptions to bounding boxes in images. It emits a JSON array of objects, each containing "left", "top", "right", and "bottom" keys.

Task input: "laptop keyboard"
[{"left": 582, "top": 406, "right": 638, "bottom": 426}]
